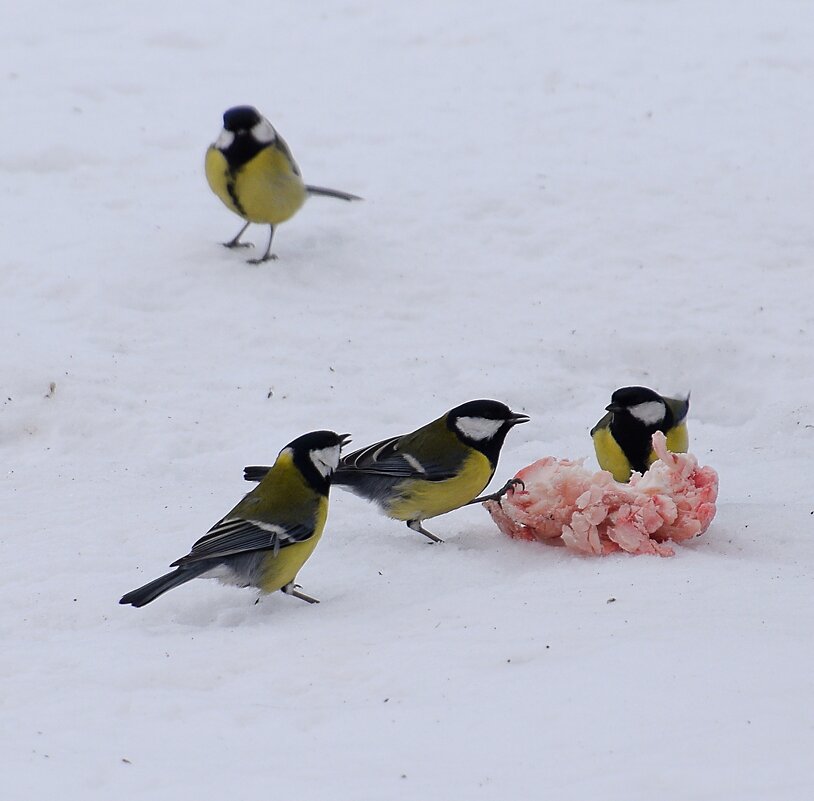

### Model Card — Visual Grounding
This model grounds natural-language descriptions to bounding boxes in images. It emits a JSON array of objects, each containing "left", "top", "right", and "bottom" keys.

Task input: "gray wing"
[
  {"left": 666, "top": 395, "right": 690, "bottom": 425},
  {"left": 272, "top": 135, "right": 301, "bottom": 176},
  {"left": 171, "top": 516, "right": 314, "bottom": 566},
  {"left": 590, "top": 411, "right": 612, "bottom": 436},
  {"left": 338, "top": 434, "right": 457, "bottom": 482}
]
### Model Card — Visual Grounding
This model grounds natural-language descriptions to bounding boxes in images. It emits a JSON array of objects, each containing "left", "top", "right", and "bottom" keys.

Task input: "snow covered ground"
[{"left": 3, "top": 1, "right": 813, "bottom": 798}]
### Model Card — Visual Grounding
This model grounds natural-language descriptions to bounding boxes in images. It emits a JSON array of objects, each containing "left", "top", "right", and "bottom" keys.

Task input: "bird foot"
[
  {"left": 407, "top": 520, "right": 444, "bottom": 544},
  {"left": 282, "top": 583, "right": 319, "bottom": 604},
  {"left": 247, "top": 253, "right": 278, "bottom": 264},
  {"left": 469, "top": 478, "right": 525, "bottom": 505}
]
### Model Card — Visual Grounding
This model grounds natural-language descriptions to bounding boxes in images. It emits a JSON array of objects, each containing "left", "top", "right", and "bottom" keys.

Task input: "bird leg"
[
  {"left": 223, "top": 221, "right": 253, "bottom": 249},
  {"left": 247, "top": 224, "right": 278, "bottom": 264},
  {"left": 407, "top": 519, "right": 444, "bottom": 544},
  {"left": 282, "top": 583, "right": 320, "bottom": 604},
  {"left": 467, "top": 478, "right": 525, "bottom": 505}
]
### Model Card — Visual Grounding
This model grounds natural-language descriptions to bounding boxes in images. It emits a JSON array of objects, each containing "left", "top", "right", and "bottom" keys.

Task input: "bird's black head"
[
  {"left": 606, "top": 386, "right": 671, "bottom": 429},
  {"left": 215, "top": 106, "right": 276, "bottom": 169},
  {"left": 284, "top": 430, "right": 352, "bottom": 495},
  {"left": 603, "top": 387, "right": 675, "bottom": 476},
  {"left": 222, "top": 106, "right": 263, "bottom": 133},
  {"left": 446, "top": 399, "right": 530, "bottom": 465}
]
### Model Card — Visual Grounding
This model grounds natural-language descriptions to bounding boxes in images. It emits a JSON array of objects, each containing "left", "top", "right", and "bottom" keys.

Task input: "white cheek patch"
[
  {"left": 310, "top": 445, "right": 341, "bottom": 477},
  {"left": 214, "top": 129, "right": 235, "bottom": 149},
  {"left": 629, "top": 401, "right": 667, "bottom": 426},
  {"left": 251, "top": 117, "right": 277, "bottom": 144},
  {"left": 455, "top": 416, "right": 504, "bottom": 441}
]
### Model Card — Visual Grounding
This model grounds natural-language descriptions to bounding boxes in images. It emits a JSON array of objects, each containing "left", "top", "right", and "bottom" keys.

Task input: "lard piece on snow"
[{"left": 485, "top": 433, "right": 718, "bottom": 557}]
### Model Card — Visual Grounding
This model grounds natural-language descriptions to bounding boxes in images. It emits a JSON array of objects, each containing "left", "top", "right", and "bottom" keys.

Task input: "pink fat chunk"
[{"left": 484, "top": 432, "right": 718, "bottom": 557}]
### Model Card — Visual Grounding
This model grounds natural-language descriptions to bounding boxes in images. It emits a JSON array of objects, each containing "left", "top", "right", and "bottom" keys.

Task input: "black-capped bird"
[
  {"left": 120, "top": 431, "right": 350, "bottom": 607},
  {"left": 591, "top": 386, "right": 689, "bottom": 482},
  {"left": 245, "top": 400, "right": 529, "bottom": 543},
  {"left": 204, "top": 106, "right": 361, "bottom": 263}
]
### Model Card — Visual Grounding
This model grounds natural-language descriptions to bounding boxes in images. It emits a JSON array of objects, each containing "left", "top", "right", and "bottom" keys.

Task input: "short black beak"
[
  {"left": 339, "top": 434, "right": 352, "bottom": 447},
  {"left": 509, "top": 413, "right": 530, "bottom": 425},
  {"left": 606, "top": 403, "right": 624, "bottom": 414}
]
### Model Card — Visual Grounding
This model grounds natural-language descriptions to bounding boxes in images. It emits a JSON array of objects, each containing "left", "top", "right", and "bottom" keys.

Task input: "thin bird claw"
[
  {"left": 493, "top": 478, "right": 524, "bottom": 501},
  {"left": 471, "top": 477, "right": 525, "bottom": 506},
  {"left": 247, "top": 253, "right": 278, "bottom": 264}
]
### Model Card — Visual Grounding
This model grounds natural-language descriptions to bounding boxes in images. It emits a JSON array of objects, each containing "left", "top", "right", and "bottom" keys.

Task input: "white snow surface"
[{"left": 3, "top": 1, "right": 813, "bottom": 799}]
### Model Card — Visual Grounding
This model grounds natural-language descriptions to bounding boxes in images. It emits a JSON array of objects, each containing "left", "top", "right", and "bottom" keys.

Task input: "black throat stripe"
[{"left": 226, "top": 175, "right": 246, "bottom": 217}]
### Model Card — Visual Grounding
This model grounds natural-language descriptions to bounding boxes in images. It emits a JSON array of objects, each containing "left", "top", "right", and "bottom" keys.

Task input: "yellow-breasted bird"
[
  {"left": 244, "top": 400, "right": 529, "bottom": 542},
  {"left": 591, "top": 386, "right": 689, "bottom": 482},
  {"left": 120, "top": 431, "right": 350, "bottom": 607},
  {"left": 204, "top": 105, "right": 361, "bottom": 263}
]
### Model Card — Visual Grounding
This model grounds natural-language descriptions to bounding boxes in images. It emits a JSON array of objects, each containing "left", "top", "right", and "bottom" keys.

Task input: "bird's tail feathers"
[
  {"left": 243, "top": 465, "right": 271, "bottom": 483},
  {"left": 119, "top": 564, "right": 209, "bottom": 607},
  {"left": 333, "top": 466, "right": 358, "bottom": 485},
  {"left": 305, "top": 185, "right": 362, "bottom": 202}
]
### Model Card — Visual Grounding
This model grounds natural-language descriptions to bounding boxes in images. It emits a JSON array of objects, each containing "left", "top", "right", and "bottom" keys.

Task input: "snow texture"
[{"left": 2, "top": 1, "right": 814, "bottom": 800}]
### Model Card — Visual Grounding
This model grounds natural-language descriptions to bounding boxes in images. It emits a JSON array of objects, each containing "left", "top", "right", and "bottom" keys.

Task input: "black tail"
[
  {"left": 244, "top": 463, "right": 363, "bottom": 485},
  {"left": 119, "top": 563, "right": 209, "bottom": 607},
  {"left": 244, "top": 465, "right": 271, "bottom": 483},
  {"left": 244, "top": 462, "right": 378, "bottom": 501},
  {"left": 305, "top": 185, "right": 362, "bottom": 201}
]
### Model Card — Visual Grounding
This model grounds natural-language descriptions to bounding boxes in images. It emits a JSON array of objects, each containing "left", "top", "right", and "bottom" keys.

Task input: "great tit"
[
  {"left": 204, "top": 106, "right": 362, "bottom": 263},
  {"left": 591, "top": 386, "right": 689, "bottom": 482},
  {"left": 120, "top": 430, "right": 350, "bottom": 607},
  {"left": 245, "top": 400, "right": 529, "bottom": 543}
]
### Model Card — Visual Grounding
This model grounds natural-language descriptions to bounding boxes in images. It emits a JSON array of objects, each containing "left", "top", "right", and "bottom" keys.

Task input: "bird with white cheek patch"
[
  {"left": 244, "top": 400, "right": 530, "bottom": 543},
  {"left": 120, "top": 431, "right": 351, "bottom": 607},
  {"left": 204, "top": 105, "right": 362, "bottom": 263},
  {"left": 591, "top": 386, "right": 690, "bottom": 482}
]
